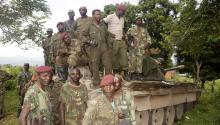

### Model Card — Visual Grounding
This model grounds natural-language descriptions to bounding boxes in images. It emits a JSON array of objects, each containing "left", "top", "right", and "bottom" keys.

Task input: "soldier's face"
[
  {"left": 68, "top": 12, "right": 75, "bottom": 19},
  {"left": 47, "top": 31, "right": 53, "bottom": 36},
  {"left": 116, "top": 10, "right": 125, "bottom": 17},
  {"left": 57, "top": 25, "right": 64, "bottom": 32},
  {"left": 69, "top": 69, "right": 81, "bottom": 83},
  {"left": 103, "top": 84, "right": 114, "bottom": 96},
  {"left": 79, "top": 7, "right": 87, "bottom": 16},
  {"left": 24, "top": 65, "right": 29, "bottom": 71},
  {"left": 38, "top": 72, "right": 52, "bottom": 86},
  {"left": 93, "top": 11, "right": 101, "bottom": 22},
  {"left": 64, "top": 35, "right": 71, "bottom": 45},
  {"left": 135, "top": 18, "right": 142, "bottom": 26}
]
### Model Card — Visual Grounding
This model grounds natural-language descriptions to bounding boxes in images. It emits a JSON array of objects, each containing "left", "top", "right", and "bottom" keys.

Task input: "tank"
[{"left": 80, "top": 65, "right": 201, "bottom": 125}]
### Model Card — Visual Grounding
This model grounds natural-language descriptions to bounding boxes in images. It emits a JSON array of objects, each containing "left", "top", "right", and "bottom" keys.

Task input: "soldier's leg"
[
  {"left": 112, "top": 41, "right": 120, "bottom": 72},
  {"left": 101, "top": 48, "right": 113, "bottom": 75},
  {"left": 119, "top": 40, "right": 128, "bottom": 70},
  {"left": 56, "top": 65, "right": 68, "bottom": 81},
  {"left": 88, "top": 47, "right": 101, "bottom": 87}
]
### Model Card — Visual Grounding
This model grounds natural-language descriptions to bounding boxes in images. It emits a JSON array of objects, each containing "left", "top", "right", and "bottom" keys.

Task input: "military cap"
[
  {"left": 46, "top": 28, "right": 53, "bottom": 32},
  {"left": 35, "top": 66, "right": 52, "bottom": 73},
  {"left": 24, "top": 63, "right": 29, "bottom": 66},
  {"left": 57, "top": 22, "right": 64, "bottom": 27},
  {"left": 116, "top": 3, "right": 126, "bottom": 11},
  {"left": 100, "top": 74, "right": 115, "bottom": 87}
]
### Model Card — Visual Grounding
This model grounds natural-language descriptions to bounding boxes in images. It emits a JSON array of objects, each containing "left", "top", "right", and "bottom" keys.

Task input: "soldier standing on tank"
[
  {"left": 103, "top": 3, "right": 129, "bottom": 79},
  {"left": 0, "top": 69, "right": 12, "bottom": 119},
  {"left": 73, "top": 6, "right": 92, "bottom": 38},
  {"left": 52, "top": 22, "right": 71, "bottom": 81},
  {"left": 17, "top": 63, "right": 32, "bottom": 117},
  {"left": 42, "top": 28, "right": 54, "bottom": 67},
  {"left": 59, "top": 67, "right": 88, "bottom": 125},
  {"left": 126, "top": 16, "right": 151, "bottom": 80},
  {"left": 81, "top": 9, "right": 112, "bottom": 88},
  {"left": 64, "top": 10, "right": 75, "bottom": 34},
  {"left": 83, "top": 74, "right": 125, "bottom": 125},
  {"left": 19, "top": 66, "right": 53, "bottom": 125}
]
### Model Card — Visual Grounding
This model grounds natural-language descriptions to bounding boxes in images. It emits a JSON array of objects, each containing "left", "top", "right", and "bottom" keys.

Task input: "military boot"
[{"left": 122, "top": 70, "right": 131, "bottom": 81}]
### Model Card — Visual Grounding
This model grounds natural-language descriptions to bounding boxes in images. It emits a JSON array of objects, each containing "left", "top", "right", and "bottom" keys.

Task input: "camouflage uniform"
[
  {"left": 64, "top": 19, "right": 74, "bottom": 35},
  {"left": 68, "top": 38, "right": 88, "bottom": 68},
  {"left": 81, "top": 21, "right": 112, "bottom": 86},
  {"left": 52, "top": 33, "right": 70, "bottom": 81},
  {"left": 23, "top": 83, "right": 53, "bottom": 125},
  {"left": 45, "top": 78, "right": 63, "bottom": 125},
  {"left": 42, "top": 36, "right": 54, "bottom": 67},
  {"left": 83, "top": 91, "right": 118, "bottom": 125},
  {"left": 0, "top": 70, "right": 12, "bottom": 118},
  {"left": 59, "top": 82, "right": 88, "bottom": 125},
  {"left": 126, "top": 26, "right": 151, "bottom": 73},
  {"left": 114, "top": 88, "right": 134, "bottom": 125},
  {"left": 73, "top": 16, "right": 92, "bottom": 38},
  {"left": 17, "top": 70, "right": 32, "bottom": 117}
]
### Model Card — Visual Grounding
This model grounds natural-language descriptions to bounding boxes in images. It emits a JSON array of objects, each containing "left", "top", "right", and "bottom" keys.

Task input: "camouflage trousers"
[
  {"left": 17, "top": 94, "right": 25, "bottom": 117},
  {"left": 128, "top": 52, "right": 144, "bottom": 73},
  {"left": 112, "top": 40, "right": 128, "bottom": 70},
  {"left": 86, "top": 46, "right": 112, "bottom": 86},
  {"left": 56, "top": 66, "right": 68, "bottom": 81}
]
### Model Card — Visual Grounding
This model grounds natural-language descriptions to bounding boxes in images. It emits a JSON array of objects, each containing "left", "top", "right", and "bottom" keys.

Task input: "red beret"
[
  {"left": 100, "top": 74, "right": 115, "bottom": 87},
  {"left": 57, "top": 22, "right": 64, "bottom": 27},
  {"left": 35, "top": 66, "right": 52, "bottom": 73},
  {"left": 116, "top": 3, "right": 126, "bottom": 11}
]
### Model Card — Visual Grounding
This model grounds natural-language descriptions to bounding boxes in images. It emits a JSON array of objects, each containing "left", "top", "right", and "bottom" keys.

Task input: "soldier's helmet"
[
  {"left": 47, "top": 28, "right": 53, "bottom": 32},
  {"left": 68, "top": 10, "right": 75, "bottom": 15}
]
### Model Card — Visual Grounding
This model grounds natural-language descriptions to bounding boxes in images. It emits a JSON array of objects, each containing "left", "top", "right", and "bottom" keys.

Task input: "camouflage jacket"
[
  {"left": 42, "top": 36, "right": 53, "bottom": 55},
  {"left": 17, "top": 70, "right": 32, "bottom": 95},
  {"left": 45, "top": 78, "right": 63, "bottom": 125},
  {"left": 59, "top": 82, "right": 88, "bottom": 125},
  {"left": 23, "top": 83, "right": 53, "bottom": 125},
  {"left": 51, "top": 33, "right": 70, "bottom": 66},
  {"left": 73, "top": 16, "right": 92, "bottom": 38},
  {"left": 64, "top": 19, "right": 74, "bottom": 34},
  {"left": 126, "top": 26, "right": 151, "bottom": 56},
  {"left": 83, "top": 91, "right": 119, "bottom": 125}
]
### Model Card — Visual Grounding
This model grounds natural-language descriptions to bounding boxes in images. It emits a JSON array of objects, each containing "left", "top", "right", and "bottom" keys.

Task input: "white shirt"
[{"left": 104, "top": 13, "right": 124, "bottom": 40}]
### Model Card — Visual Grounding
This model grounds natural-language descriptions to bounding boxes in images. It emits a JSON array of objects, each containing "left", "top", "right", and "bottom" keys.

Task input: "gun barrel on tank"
[{"left": 164, "top": 65, "right": 185, "bottom": 72}]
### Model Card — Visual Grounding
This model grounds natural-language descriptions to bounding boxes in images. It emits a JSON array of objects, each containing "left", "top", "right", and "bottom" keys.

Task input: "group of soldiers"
[{"left": 0, "top": 2, "right": 167, "bottom": 125}]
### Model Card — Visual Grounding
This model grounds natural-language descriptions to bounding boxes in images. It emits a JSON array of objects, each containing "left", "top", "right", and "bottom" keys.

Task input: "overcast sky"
[{"left": 0, "top": 0, "right": 139, "bottom": 65}]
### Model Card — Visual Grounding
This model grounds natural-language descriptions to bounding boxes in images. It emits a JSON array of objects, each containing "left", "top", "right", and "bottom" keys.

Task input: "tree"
[
  {"left": 174, "top": 0, "right": 220, "bottom": 85},
  {"left": 0, "top": 0, "right": 51, "bottom": 48}
]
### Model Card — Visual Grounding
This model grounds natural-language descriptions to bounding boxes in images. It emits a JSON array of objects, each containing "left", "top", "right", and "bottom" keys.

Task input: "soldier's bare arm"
[{"left": 19, "top": 105, "right": 31, "bottom": 125}]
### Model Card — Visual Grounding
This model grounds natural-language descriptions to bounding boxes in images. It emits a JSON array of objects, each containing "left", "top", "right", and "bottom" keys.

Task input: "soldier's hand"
[
  {"left": 118, "top": 113, "right": 126, "bottom": 119},
  {"left": 88, "top": 41, "right": 98, "bottom": 47}
]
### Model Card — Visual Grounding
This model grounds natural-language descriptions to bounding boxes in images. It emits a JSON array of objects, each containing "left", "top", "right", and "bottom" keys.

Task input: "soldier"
[
  {"left": 113, "top": 75, "right": 134, "bottom": 125},
  {"left": 59, "top": 67, "right": 88, "bottom": 125},
  {"left": 103, "top": 3, "right": 128, "bottom": 78},
  {"left": 83, "top": 74, "right": 125, "bottom": 125},
  {"left": 42, "top": 28, "right": 54, "bottom": 67},
  {"left": 81, "top": 9, "right": 112, "bottom": 88},
  {"left": 73, "top": 6, "right": 92, "bottom": 38},
  {"left": 126, "top": 16, "right": 151, "bottom": 80},
  {"left": 0, "top": 69, "right": 12, "bottom": 118},
  {"left": 17, "top": 63, "right": 32, "bottom": 117},
  {"left": 45, "top": 74, "right": 63, "bottom": 125},
  {"left": 19, "top": 66, "right": 53, "bottom": 125},
  {"left": 64, "top": 10, "right": 75, "bottom": 34},
  {"left": 142, "top": 48, "right": 165, "bottom": 81},
  {"left": 52, "top": 22, "right": 71, "bottom": 81}
]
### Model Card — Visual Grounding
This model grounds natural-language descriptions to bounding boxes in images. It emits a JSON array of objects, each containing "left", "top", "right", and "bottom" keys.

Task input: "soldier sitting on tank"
[{"left": 141, "top": 47, "right": 165, "bottom": 81}]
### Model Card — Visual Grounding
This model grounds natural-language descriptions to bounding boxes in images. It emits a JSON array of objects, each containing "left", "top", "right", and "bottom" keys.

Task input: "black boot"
[{"left": 123, "top": 70, "right": 131, "bottom": 81}]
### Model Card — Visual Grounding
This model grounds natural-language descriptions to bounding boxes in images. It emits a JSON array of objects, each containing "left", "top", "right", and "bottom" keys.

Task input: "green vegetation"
[{"left": 177, "top": 80, "right": 220, "bottom": 125}]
